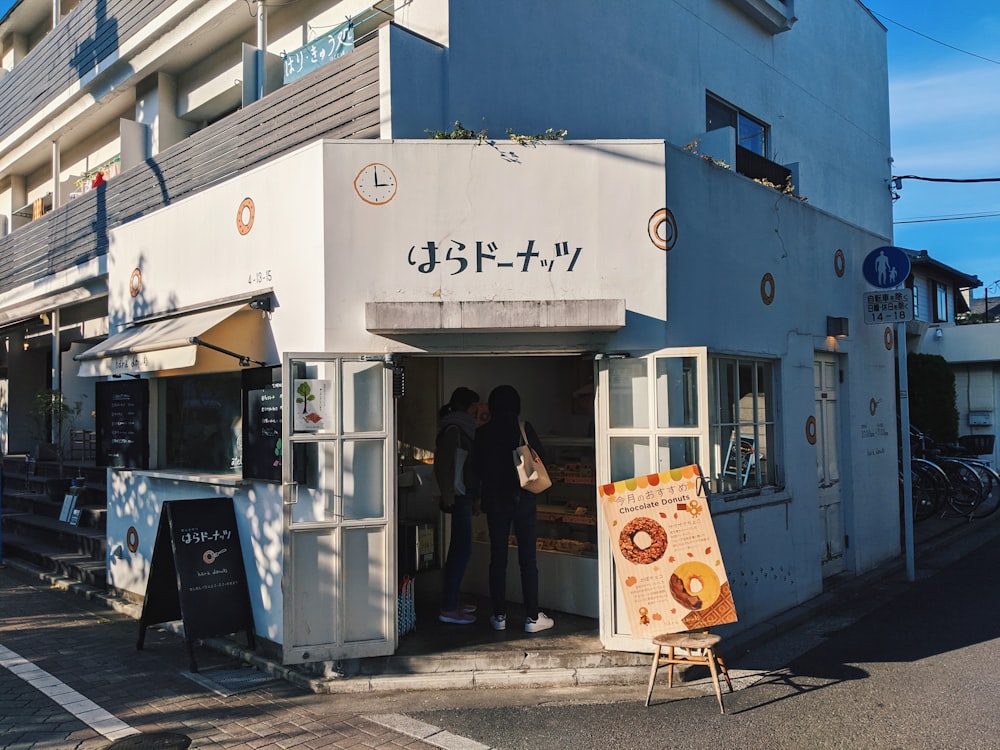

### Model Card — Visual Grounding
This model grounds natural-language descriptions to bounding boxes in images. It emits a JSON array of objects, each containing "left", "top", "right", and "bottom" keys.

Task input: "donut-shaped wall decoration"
[
  {"left": 236, "top": 197, "right": 255, "bottom": 235},
  {"left": 761, "top": 273, "right": 776, "bottom": 305},
  {"left": 126, "top": 526, "right": 139, "bottom": 553},
  {"left": 805, "top": 415, "right": 817, "bottom": 445},
  {"left": 869, "top": 397, "right": 879, "bottom": 416},
  {"left": 648, "top": 208, "right": 677, "bottom": 251},
  {"left": 834, "top": 248, "right": 846, "bottom": 278},
  {"left": 884, "top": 326, "right": 894, "bottom": 351},
  {"left": 129, "top": 268, "right": 142, "bottom": 298}
]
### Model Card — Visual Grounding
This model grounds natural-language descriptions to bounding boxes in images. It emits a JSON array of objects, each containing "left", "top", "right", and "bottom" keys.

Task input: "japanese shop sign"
[
  {"left": 599, "top": 466, "right": 737, "bottom": 637},
  {"left": 283, "top": 22, "right": 354, "bottom": 85},
  {"left": 138, "top": 498, "right": 255, "bottom": 671}
]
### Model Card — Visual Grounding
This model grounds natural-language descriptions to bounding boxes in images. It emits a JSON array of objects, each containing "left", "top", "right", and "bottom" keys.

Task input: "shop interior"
[{"left": 395, "top": 354, "right": 601, "bottom": 639}]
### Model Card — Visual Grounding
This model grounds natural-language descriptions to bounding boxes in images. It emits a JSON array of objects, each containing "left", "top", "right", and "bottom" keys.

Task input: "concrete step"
[
  {"left": 1, "top": 529, "right": 108, "bottom": 588},
  {"left": 1, "top": 510, "right": 107, "bottom": 556}
]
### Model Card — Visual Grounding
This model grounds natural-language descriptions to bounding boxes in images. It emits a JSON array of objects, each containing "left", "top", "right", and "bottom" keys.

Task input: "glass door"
[
  {"left": 281, "top": 354, "right": 396, "bottom": 665},
  {"left": 596, "top": 347, "right": 709, "bottom": 652}
]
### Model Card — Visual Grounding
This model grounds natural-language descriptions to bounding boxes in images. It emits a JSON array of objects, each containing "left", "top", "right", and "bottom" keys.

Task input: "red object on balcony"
[{"left": 91, "top": 171, "right": 106, "bottom": 189}]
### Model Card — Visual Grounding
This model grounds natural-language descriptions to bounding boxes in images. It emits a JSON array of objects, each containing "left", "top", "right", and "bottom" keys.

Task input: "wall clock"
[{"left": 354, "top": 162, "right": 397, "bottom": 205}]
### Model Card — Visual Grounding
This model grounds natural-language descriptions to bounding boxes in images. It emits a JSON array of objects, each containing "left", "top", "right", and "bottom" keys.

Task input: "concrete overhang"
[{"left": 365, "top": 299, "right": 626, "bottom": 334}]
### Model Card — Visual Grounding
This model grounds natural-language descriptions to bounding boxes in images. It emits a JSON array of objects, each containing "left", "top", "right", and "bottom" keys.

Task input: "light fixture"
[
  {"left": 826, "top": 316, "right": 849, "bottom": 338},
  {"left": 249, "top": 294, "right": 272, "bottom": 312},
  {"left": 934, "top": 327, "right": 943, "bottom": 340}
]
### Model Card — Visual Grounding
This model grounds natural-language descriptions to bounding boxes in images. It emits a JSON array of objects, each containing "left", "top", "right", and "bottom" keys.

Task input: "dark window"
[
  {"left": 934, "top": 282, "right": 949, "bottom": 323},
  {"left": 163, "top": 372, "right": 242, "bottom": 472},
  {"left": 706, "top": 95, "right": 768, "bottom": 156}
]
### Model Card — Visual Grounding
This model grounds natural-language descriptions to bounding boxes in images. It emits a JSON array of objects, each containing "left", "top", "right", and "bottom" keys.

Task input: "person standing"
[
  {"left": 475, "top": 384, "right": 554, "bottom": 633},
  {"left": 436, "top": 387, "right": 480, "bottom": 625}
]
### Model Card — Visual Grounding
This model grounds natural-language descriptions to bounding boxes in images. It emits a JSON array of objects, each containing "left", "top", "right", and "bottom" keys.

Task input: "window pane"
[
  {"left": 610, "top": 436, "right": 651, "bottom": 482},
  {"left": 291, "top": 441, "right": 338, "bottom": 524},
  {"left": 656, "top": 357, "right": 698, "bottom": 428},
  {"left": 717, "top": 359, "right": 738, "bottom": 426},
  {"left": 343, "top": 361, "right": 384, "bottom": 433},
  {"left": 657, "top": 436, "right": 698, "bottom": 472},
  {"left": 608, "top": 359, "right": 649, "bottom": 429},
  {"left": 164, "top": 372, "right": 241, "bottom": 472},
  {"left": 343, "top": 438, "right": 385, "bottom": 519},
  {"left": 738, "top": 113, "right": 766, "bottom": 155},
  {"left": 343, "top": 527, "right": 387, "bottom": 642},
  {"left": 706, "top": 96, "right": 736, "bottom": 132}
]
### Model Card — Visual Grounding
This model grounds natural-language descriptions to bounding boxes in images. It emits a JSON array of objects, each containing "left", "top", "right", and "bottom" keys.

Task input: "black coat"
[{"left": 475, "top": 412, "right": 544, "bottom": 502}]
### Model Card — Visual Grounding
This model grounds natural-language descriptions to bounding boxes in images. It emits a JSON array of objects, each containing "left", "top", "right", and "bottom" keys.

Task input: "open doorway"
[{"left": 394, "top": 354, "right": 600, "bottom": 648}]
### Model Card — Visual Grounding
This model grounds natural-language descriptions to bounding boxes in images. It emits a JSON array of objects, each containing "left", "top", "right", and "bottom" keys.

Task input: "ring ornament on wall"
[
  {"left": 648, "top": 208, "right": 677, "bottom": 251},
  {"left": 129, "top": 268, "right": 142, "bottom": 298},
  {"left": 805, "top": 416, "right": 817, "bottom": 445},
  {"left": 884, "top": 326, "right": 894, "bottom": 351},
  {"left": 834, "top": 248, "right": 846, "bottom": 278},
  {"left": 236, "top": 197, "right": 255, "bottom": 235},
  {"left": 761, "top": 273, "right": 776, "bottom": 305},
  {"left": 870, "top": 398, "right": 879, "bottom": 416},
  {"left": 126, "top": 526, "right": 139, "bottom": 553}
]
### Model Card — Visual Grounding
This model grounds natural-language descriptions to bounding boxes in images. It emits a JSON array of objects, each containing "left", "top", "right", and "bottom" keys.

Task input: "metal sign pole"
[{"left": 897, "top": 321, "right": 915, "bottom": 582}]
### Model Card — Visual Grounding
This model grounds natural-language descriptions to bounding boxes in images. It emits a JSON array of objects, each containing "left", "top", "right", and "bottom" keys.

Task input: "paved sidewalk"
[{"left": 0, "top": 563, "right": 441, "bottom": 750}]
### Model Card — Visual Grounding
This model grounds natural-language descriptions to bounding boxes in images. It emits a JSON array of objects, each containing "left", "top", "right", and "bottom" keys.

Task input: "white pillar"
[{"left": 257, "top": 0, "right": 267, "bottom": 100}]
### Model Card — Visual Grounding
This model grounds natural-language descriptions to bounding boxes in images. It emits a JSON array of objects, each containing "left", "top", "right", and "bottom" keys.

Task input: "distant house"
[{"left": 906, "top": 249, "right": 998, "bottom": 467}]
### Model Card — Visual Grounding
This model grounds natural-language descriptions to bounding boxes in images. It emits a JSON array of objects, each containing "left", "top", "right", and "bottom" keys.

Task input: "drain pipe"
[{"left": 256, "top": 0, "right": 267, "bottom": 101}]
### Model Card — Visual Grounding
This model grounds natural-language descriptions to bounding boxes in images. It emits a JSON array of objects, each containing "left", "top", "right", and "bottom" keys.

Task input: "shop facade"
[{"left": 71, "top": 137, "right": 900, "bottom": 664}]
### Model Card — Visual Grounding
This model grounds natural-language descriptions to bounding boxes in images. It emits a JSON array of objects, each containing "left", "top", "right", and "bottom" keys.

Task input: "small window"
[
  {"left": 710, "top": 356, "right": 779, "bottom": 495},
  {"left": 934, "top": 282, "right": 949, "bottom": 323},
  {"left": 706, "top": 95, "right": 768, "bottom": 157}
]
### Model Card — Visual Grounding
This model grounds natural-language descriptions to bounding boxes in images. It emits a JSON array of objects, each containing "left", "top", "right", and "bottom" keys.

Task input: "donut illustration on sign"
[{"left": 618, "top": 516, "right": 668, "bottom": 565}]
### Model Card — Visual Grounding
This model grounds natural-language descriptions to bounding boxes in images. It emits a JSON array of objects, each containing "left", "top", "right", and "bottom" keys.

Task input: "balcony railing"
[
  {"left": 735, "top": 145, "right": 793, "bottom": 188},
  {"left": 0, "top": 40, "right": 380, "bottom": 299}
]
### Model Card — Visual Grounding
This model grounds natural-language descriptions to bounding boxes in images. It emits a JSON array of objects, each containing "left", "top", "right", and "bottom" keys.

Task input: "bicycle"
[{"left": 910, "top": 425, "right": 1000, "bottom": 520}]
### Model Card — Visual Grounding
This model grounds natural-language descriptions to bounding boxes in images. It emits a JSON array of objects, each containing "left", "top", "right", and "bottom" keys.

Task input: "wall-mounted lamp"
[
  {"left": 249, "top": 294, "right": 272, "bottom": 312},
  {"left": 934, "top": 327, "right": 943, "bottom": 340},
  {"left": 826, "top": 316, "right": 849, "bottom": 338}
]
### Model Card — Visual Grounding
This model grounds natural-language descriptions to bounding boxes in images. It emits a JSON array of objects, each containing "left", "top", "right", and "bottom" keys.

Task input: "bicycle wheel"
[
  {"left": 910, "top": 459, "right": 947, "bottom": 521},
  {"left": 968, "top": 462, "right": 1000, "bottom": 519},
  {"left": 940, "top": 458, "right": 985, "bottom": 517}
]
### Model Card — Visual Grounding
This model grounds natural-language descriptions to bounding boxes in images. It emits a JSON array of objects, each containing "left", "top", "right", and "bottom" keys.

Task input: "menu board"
[
  {"left": 95, "top": 379, "right": 149, "bottom": 468},
  {"left": 599, "top": 465, "right": 737, "bottom": 637},
  {"left": 242, "top": 367, "right": 281, "bottom": 481},
  {"left": 137, "top": 497, "right": 256, "bottom": 672}
]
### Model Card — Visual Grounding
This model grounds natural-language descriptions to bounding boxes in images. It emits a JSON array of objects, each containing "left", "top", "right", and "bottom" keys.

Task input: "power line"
[
  {"left": 871, "top": 10, "right": 1000, "bottom": 66},
  {"left": 894, "top": 175, "right": 1000, "bottom": 184},
  {"left": 894, "top": 210, "right": 1000, "bottom": 225}
]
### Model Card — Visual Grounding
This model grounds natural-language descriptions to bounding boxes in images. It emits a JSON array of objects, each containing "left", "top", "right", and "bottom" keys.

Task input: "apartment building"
[{"left": 0, "top": 0, "right": 900, "bottom": 666}]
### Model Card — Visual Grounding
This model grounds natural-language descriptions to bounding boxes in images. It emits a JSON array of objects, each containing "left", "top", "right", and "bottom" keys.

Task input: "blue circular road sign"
[{"left": 863, "top": 246, "right": 911, "bottom": 289}]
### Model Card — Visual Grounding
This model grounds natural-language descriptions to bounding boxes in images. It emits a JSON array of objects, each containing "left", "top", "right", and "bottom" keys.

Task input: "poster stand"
[{"left": 137, "top": 498, "right": 256, "bottom": 672}]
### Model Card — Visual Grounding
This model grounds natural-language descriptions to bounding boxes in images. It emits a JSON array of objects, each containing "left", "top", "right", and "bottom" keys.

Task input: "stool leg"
[
  {"left": 706, "top": 647, "right": 725, "bottom": 714},
  {"left": 716, "top": 651, "right": 733, "bottom": 692},
  {"left": 667, "top": 646, "right": 676, "bottom": 688},
  {"left": 645, "top": 644, "right": 662, "bottom": 706}
]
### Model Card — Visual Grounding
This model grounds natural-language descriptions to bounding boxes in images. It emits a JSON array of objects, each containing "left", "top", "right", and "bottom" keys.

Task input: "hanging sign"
[
  {"left": 282, "top": 22, "right": 355, "bottom": 85},
  {"left": 599, "top": 465, "right": 737, "bottom": 637}
]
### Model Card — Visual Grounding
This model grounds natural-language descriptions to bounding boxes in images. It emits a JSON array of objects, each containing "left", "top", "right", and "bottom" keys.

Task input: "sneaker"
[
  {"left": 525, "top": 612, "right": 554, "bottom": 633},
  {"left": 439, "top": 609, "right": 476, "bottom": 625},
  {"left": 490, "top": 614, "right": 507, "bottom": 631},
  {"left": 461, "top": 603, "right": 478, "bottom": 614}
]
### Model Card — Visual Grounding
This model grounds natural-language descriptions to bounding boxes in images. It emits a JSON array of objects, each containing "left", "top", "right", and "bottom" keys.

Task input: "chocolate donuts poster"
[{"left": 599, "top": 465, "right": 737, "bottom": 637}]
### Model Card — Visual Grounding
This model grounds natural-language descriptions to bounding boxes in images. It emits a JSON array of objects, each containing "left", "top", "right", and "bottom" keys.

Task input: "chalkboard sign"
[
  {"left": 243, "top": 367, "right": 282, "bottom": 482},
  {"left": 95, "top": 379, "right": 149, "bottom": 468},
  {"left": 137, "top": 498, "right": 256, "bottom": 672},
  {"left": 723, "top": 435, "right": 756, "bottom": 487}
]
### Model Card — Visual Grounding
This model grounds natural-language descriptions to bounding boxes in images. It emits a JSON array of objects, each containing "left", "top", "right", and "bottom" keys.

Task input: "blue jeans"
[
  {"left": 442, "top": 495, "right": 474, "bottom": 611},
  {"left": 485, "top": 491, "right": 539, "bottom": 619}
]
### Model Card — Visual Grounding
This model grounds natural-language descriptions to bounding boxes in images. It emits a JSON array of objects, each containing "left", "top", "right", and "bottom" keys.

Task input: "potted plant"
[{"left": 29, "top": 389, "right": 82, "bottom": 485}]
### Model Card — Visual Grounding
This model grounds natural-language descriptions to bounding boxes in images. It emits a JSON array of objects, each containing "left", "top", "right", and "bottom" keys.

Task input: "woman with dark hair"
[
  {"left": 474, "top": 384, "right": 554, "bottom": 633},
  {"left": 435, "top": 386, "right": 480, "bottom": 625}
]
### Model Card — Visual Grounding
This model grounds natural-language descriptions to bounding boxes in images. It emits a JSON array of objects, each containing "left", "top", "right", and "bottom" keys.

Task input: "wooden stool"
[{"left": 645, "top": 630, "right": 732, "bottom": 713}]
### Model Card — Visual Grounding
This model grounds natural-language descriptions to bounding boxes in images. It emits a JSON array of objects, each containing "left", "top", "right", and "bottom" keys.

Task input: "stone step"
[
  {"left": 1, "top": 529, "right": 108, "bottom": 588},
  {"left": 1, "top": 510, "right": 107, "bottom": 557}
]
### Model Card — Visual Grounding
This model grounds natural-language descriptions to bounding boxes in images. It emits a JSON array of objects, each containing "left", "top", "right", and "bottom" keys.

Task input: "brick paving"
[{"left": 0, "top": 565, "right": 438, "bottom": 749}]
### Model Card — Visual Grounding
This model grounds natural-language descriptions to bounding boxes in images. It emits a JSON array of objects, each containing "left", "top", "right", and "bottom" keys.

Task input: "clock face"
[{"left": 354, "top": 162, "right": 397, "bottom": 205}]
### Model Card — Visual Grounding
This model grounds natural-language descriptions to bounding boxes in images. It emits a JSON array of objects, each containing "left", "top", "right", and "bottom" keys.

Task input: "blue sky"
[
  {"left": 863, "top": 0, "right": 1000, "bottom": 300},
  {"left": 1, "top": 1, "right": 997, "bottom": 297}
]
